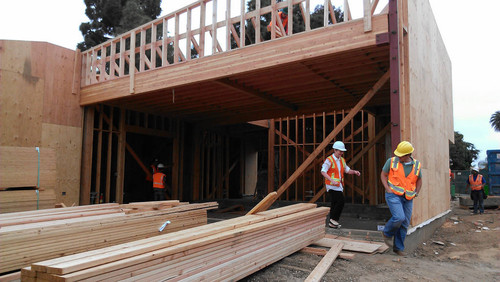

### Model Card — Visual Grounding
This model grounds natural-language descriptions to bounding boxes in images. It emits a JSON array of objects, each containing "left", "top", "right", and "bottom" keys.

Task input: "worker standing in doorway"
[
  {"left": 321, "top": 141, "right": 361, "bottom": 229},
  {"left": 153, "top": 163, "right": 167, "bottom": 201},
  {"left": 466, "top": 166, "right": 486, "bottom": 215},
  {"left": 380, "top": 141, "right": 422, "bottom": 256}
]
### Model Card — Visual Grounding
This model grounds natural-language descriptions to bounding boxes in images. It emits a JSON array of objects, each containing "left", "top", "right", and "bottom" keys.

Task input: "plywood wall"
[
  {"left": 0, "top": 40, "right": 83, "bottom": 206},
  {"left": 404, "top": 0, "right": 454, "bottom": 225}
]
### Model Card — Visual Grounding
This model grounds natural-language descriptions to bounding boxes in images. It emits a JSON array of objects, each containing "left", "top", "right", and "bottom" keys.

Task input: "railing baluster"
[
  {"left": 151, "top": 23, "right": 157, "bottom": 68},
  {"left": 175, "top": 13, "right": 180, "bottom": 63},
  {"left": 306, "top": 0, "right": 310, "bottom": 31},
  {"left": 119, "top": 37, "right": 125, "bottom": 76},
  {"left": 130, "top": 31, "right": 135, "bottom": 93},
  {"left": 162, "top": 18, "right": 168, "bottom": 66},
  {"left": 187, "top": 8, "right": 192, "bottom": 60},
  {"left": 226, "top": 0, "right": 231, "bottom": 51},
  {"left": 364, "top": 0, "right": 372, "bottom": 32},
  {"left": 212, "top": 0, "right": 217, "bottom": 55},
  {"left": 240, "top": 0, "right": 245, "bottom": 47},
  {"left": 140, "top": 29, "right": 145, "bottom": 71},
  {"left": 256, "top": 0, "right": 261, "bottom": 43},
  {"left": 110, "top": 40, "right": 116, "bottom": 79},
  {"left": 200, "top": 0, "right": 206, "bottom": 57}
]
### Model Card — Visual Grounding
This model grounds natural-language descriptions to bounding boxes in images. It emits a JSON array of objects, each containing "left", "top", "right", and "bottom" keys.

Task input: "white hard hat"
[
  {"left": 157, "top": 163, "right": 165, "bottom": 169},
  {"left": 332, "top": 141, "right": 346, "bottom": 151},
  {"left": 471, "top": 166, "right": 479, "bottom": 172}
]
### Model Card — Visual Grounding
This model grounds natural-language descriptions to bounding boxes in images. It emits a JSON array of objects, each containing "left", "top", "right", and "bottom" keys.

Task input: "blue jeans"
[
  {"left": 470, "top": 190, "right": 484, "bottom": 214},
  {"left": 383, "top": 192, "right": 413, "bottom": 251}
]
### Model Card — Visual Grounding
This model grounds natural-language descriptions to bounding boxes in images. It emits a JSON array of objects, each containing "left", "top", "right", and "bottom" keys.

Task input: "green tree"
[
  {"left": 490, "top": 110, "right": 500, "bottom": 132},
  {"left": 449, "top": 131, "right": 479, "bottom": 170},
  {"left": 78, "top": 0, "right": 162, "bottom": 51}
]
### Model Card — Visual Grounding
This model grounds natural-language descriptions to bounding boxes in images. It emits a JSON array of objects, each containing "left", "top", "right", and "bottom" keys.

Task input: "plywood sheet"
[
  {"left": 0, "top": 146, "right": 56, "bottom": 189},
  {"left": 0, "top": 71, "right": 44, "bottom": 147},
  {"left": 41, "top": 123, "right": 82, "bottom": 205},
  {"left": 41, "top": 43, "right": 81, "bottom": 127},
  {"left": 405, "top": 0, "right": 453, "bottom": 225}
]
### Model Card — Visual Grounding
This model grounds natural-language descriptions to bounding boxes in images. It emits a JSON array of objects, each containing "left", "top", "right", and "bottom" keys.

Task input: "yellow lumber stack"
[
  {"left": 0, "top": 201, "right": 217, "bottom": 274},
  {"left": 0, "top": 189, "right": 56, "bottom": 213},
  {"left": 22, "top": 203, "right": 328, "bottom": 281}
]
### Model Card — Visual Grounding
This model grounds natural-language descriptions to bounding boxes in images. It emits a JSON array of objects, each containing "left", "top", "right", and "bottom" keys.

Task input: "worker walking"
[
  {"left": 153, "top": 163, "right": 167, "bottom": 201},
  {"left": 321, "top": 141, "right": 361, "bottom": 229},
  {"left": 380, "top": 141, "right": 422, "bottom": 256},
  {"left": 466, "top": 166, "right": 486, "bottom": 214}
]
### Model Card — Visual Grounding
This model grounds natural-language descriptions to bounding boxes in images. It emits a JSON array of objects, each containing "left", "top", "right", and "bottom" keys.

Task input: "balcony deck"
[{"left": 78, "top": 0, "right": 390, "bottom": 125}]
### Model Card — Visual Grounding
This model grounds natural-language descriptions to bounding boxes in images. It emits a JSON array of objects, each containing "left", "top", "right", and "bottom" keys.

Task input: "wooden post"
[
  {"left": 268, "top": 120, "right": 275, "bottom": 194},
  {"left": 172, "top": 120, "right": 180, "bottom": 200},
  {"left": 115, "top": 108, "right": 126, "bottom": 204},
  {"left": 389, "top": 0, "right": 401, "bottom": 150},
  {"left": 72, "top": 49, "right": 82, "bottom": 95},
  {"left": 80, "top": 107, "right": 94, "bottom": 205},
  {"left": 129, "top": 31, "right": 135, "bottom": 93}
]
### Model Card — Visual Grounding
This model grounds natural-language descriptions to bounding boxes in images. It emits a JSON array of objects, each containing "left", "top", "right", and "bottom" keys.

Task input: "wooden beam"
[
  {"left": 304, "top": 242, "right": 343, "bottom": 282},
  {"left": 215, "top": 79, "right": 298, "bottom": 111},
  {"left": 269, "top": 71, "right": 389, "bottom": 202},
  {"left": 246, "top": 192, "right": 277, "bottom": 215},
  {"left": 80, "top": 107, "right": 94, "bottom": 205}
]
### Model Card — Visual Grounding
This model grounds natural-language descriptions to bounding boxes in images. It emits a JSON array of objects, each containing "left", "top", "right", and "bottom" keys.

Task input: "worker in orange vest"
[
  {"left": 153, "top": 163, "right": 167, "bottom": 201},
  {"left": 267, "top": 7, "right": 289, "bottom": 36},
  {"left": 321, "top": 141, "right": 361, "bottom": 229},
  {"left": 380, "top": 141, "right": 422, "bottom": 256},
  {"left": 466, "top": 166, "right": 486, "bottom": 214}
]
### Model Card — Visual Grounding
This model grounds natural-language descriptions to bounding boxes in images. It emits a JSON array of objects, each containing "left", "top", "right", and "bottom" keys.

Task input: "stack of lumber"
[
  {"left": 22, "top": 203, "right": 328, "bottom": 281},
  {"left": 0, "top": 189, "right": 56, "bottom": 213},
  {"left": 120, "top": 200, "right": 187, "bottom": 213},
  {"left": 0, "top": 201, "right": 217, "bottom": 274},
  {"left": 0, "top": 146, "right": 56, "bottom": 189}
]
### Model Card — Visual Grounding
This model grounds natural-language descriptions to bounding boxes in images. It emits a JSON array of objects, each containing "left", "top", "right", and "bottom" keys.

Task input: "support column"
[
  {"left": 389, "top": 0, "right": 401, "bottom": 150},
  {"left": 80, "top": 107, "right": 94, "bottom": 205}
]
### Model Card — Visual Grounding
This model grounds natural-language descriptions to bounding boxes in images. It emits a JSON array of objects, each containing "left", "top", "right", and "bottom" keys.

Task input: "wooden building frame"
[{"left": 1, "top": 0, "right": 453, "bottom": 227}]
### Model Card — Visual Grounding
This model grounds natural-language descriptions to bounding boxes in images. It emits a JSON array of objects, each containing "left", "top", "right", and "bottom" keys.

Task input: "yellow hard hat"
[{"left": 394, "top": 141, "right": 414, "bottom": 157}]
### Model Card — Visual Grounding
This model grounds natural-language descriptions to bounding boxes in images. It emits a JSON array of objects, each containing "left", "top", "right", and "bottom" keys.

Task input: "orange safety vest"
[
  {"left": 324, "top": 155, "right": 346, "bottom": 186},
  {"left": 387, "top": 157, "right": 421, "bottom": 200},
  {"left": 267, "top": 12, "right": 288, "bottom": 34},
  {"left": 153, "top": 172, "right": 166, "bottom": 189},
  {"left": 468, "top": 174, "right": 483, "bottom": 191}
]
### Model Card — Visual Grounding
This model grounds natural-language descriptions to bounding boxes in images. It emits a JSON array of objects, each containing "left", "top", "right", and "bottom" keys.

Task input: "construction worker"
[
  {"left": 152, "top": 163, "right": 167, "bottom": 201},
  {"left": 380, "top": 141, "right": 422, "bottom": 256},
  {"left": 267, "top": 7, "right": 289, "bottom": 36},
  {"left": 466, "top": 166, "right": 486, "bottom": 214},
  {"left": 321, "top": 141, "right": 361, "bottom": 229}
]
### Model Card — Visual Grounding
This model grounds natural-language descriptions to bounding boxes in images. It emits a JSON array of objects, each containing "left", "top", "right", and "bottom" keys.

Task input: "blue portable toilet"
[{"left": 487, "top": 150, "right": 500, "bottom": 196}]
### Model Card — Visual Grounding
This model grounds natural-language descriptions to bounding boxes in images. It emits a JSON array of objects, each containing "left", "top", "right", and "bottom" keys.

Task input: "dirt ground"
[{"left": 241, "top": 201, "right": 500, "bottom": 281}]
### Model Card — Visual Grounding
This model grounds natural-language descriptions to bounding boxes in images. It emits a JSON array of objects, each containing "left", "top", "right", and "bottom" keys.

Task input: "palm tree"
[{"left": 490, "top": 111, "right": 500, "bottom": 132}]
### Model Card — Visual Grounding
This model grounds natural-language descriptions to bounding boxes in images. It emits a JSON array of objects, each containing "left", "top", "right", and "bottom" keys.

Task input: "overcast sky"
[{"left": 1, "top": 0, "right": 498, "bottom": 164}]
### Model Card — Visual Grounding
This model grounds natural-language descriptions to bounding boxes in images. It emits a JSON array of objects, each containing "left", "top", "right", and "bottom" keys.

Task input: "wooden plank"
[
  {"left": 301, "top": 247, "right": 355, "bottom": 260},
  {"left": 313, "top": 237, "right": 381, "bottom": 253},
  {"left": 246, "top": 191, "right": 277, "bottom": 215},
  {"left": 304, "top": 242, "right": 343, "bottom": 282}
]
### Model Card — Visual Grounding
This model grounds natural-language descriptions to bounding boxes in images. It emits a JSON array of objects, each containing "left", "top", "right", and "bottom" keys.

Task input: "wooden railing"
[{"left": 80, "top": 0, "right": 387, "bottom": 88}]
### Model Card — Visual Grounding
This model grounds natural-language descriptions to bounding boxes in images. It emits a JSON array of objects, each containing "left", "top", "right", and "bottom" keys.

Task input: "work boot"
[
  {"left": 382, "top": 232, "right": 393, "bottom": 249},
  {"left": 393, "top": 249, "right": 406, "bottom": 256}
]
